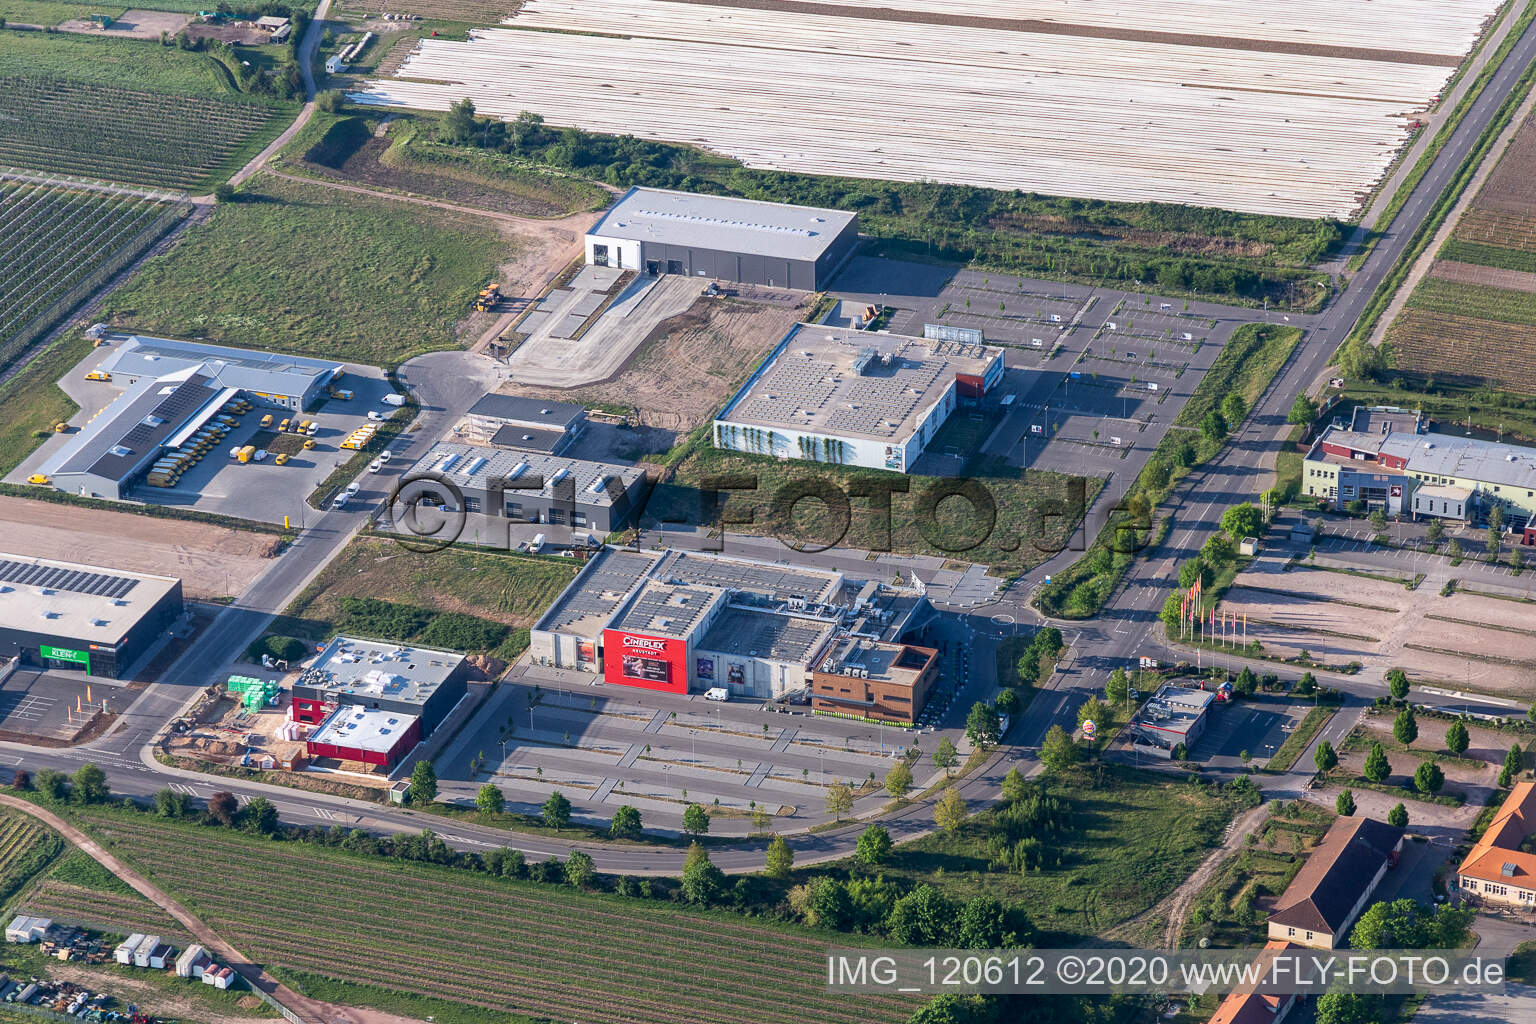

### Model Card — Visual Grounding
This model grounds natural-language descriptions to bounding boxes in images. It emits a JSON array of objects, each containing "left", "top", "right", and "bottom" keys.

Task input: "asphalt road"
[{"left": 7, "top": 13, "right": 1536, "bottom": 877}]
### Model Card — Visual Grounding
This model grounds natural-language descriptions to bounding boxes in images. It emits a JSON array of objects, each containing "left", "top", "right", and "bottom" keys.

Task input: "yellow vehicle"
[
  {"left": 302, "top": 438, "right": 316, "bottom": 450},
  {"left": 260, "top": 414, "right": 274, "bottom": 429},
  {"left": 53, "top": 422, "right": 69, "bottom": 433},
  {"left": 26, "top": 474, "right": 50, "bottom": 486},
  {"left": 278, "top": 418, "right": 291, "bottom": 433},
  {"left": 84, "top": 370, "right": 111, "bottom": 382},
  {"left": 275, "top": 453, "right": 290, "bottom": 466},
  {"left": 329, "top": 387, "right": 354, "bottom": 401},
  {"left": 237, "top": 445, "right": 256, "bottom": 464}
]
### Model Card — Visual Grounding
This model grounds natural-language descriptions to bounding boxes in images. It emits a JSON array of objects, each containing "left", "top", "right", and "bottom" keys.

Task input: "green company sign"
[{"left": 40, "top": 645, "right": 90, "bottom": 672}]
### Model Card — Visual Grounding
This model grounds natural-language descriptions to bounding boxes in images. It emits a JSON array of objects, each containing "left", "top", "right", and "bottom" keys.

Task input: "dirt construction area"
[
  {"left": 1218, "top": 555, "right": 1536, "bottom": 695},
  {"left": 0, "top": 496, "right": 278, "bottom": 601},
  {"left": 492, "top": 294, "right": 807, "bottom": 431},
  {"left": 58, "top": 10, "right": 192, "bottom": 38}
]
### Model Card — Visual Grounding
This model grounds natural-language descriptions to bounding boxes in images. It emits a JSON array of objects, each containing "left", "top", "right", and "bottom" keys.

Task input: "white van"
[{"left": 704, "top": 687, "right": 729, "bottom": 702}]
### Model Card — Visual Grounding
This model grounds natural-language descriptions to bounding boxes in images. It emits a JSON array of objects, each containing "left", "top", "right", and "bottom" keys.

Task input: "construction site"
[{"left": 350, "top": 0, "right": 1504, "bottom": 217}]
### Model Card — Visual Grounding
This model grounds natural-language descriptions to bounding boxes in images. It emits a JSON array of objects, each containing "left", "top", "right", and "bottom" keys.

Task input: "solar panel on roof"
[{"left": 0, "top": 560, "right": 138, "bottom": 598}]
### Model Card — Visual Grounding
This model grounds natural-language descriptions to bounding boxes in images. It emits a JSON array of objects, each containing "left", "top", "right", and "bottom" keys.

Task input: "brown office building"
[{"left": 812, "top": 637, "right": 938, "bottom": 724}]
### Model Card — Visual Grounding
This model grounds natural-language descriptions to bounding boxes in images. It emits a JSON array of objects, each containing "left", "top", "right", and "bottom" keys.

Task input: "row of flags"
[{"left": 1177, "top": 575, "right": 1247, "bottom": 647}]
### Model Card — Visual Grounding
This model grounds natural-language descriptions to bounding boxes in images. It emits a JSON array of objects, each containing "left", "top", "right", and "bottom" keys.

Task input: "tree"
[
  {"left": 541, "top": 790, "right": 571, "bottom": 831},
  {"left": 1221, "top": 392, "right": 1247, "bottom": 428},
  {"left": 241, "top": 796, "right": 279, "bottom": 835},
  {"left": 1448, "top": 538, "right": 1463, "bottom": 561},
  {"left": 1414, "top": 761, "right": 1444, "bottom": 794},
  {"left": 965, "top": 702, "right": 1001, "bottom": 748},
  {"left": 1221, "top": 503, "right": 1263, "bottom": 541},
  {"left": 1490, "top": 505, "right": 1505, "bottom": 533},
  {"left": 1336, "top": 789, "right": 1356, "bottom": 816},
  {"left": 475, "top": 783, "right": 504, "bottom": 816},
  {"left": 34, "top": 769, "right": 68, "bottom": 802},
  {"left": 153, "top": 788, "right": 188, "bottom": 818},
  {"left": 212, "top": 183, "right": 235, "bottom": 203},
  {"left": 1201, "top": 408, "right": 1227, "bottom": 441},
  {"left": 806, "top": 876, "right": 852, "bottom": 929},
  {"left": 1504, "top": 743, "right": 1524, "bottom": 786},
  {"left": 207, "top": 790, "right": 239, "bottom": 826},
  {"left": 682, "top": 802, "right": 711, "bottom": 835},
  {"left": 1387, "top": 802, "right": 1408, "bottom": 828},
  {"left": 1315, "top": 992, "right": 1384, "bottom": 1024},
  {"left": 1350, "top": 898, "right": 1473, "bottom": 950},
  {"left": 955, "top": 894, "right": 1011, "bottom": 949},
  {"left": 70, "top": 762, "right": 109, "bottom": 804},
  {"left": 1039, "top": 725, "right": 1077, "bottom": 773},
  {"left": 1393, "top": 707, "right": 1418, "bottom": 747},
  {"left": 408, "top": 759, "right": 437, "bottom": 804},
  {"left": 1233, "top": 667, "right": 1258, "bottom": 698},
  {"left": 1445, "top": 720, "right": 1469, "bottom": 756},
  {"left": 934, "top": 787, "right": 968, "bottom": 833},
  {"left": 1369, "top": 508, "right": 1387, "bottom": 533},
  {"left": 1314, "top": 740, "right": 1338, "bottom": 773},
  {"left": 315, "top": 88, "right": 344, "bottom": 112},
  {"left": 857, "top": 825, "right": 892, "bottom": 865},
  {"left": 564, "top": 850, "right": 595, "bottom": 888},
  {"left": 885, "top": 761, "right": 914, "bottom": 800},
  {"left": 445, "top": 96, "right": 478, "bottom": 143},
  {"left": 680, "top": 843, "right": 725, "bottom": 905},
  {"left": 1106, "top": 667, "right": 1130, "bottom": 705},
  {"left": 995, "top": 687, "right": 1021, "bottom": 716},
  {"left": 1288, "top": 392, "right": 1317, "bottom": 426},
  {"left": 1425, "top": 518, "right": 1444, "bottom": 544},
  {"left": 932, "top": 737, "right": 959, "bottom": 776},
  {"left": 1386, "top": 668, "right": 1409, "bottom": 700},
  {"left": 1076, "top": 697, "right": 1109, "bottom": 733},
  {"left": 1202, "top": 532, "right": 1233, "bottom": 565},
  {"left": 886, "top": 885, "right": 957, "bottom": 946},
  {"left": 1001, "top": 766, "right": 1027, "bottom": 804},
  {"left": 1295, "top": 672, "right": 1318, "bottom": 697},
  {"left": 1487, "top": 526, "right": 1502, "bottom": 557},
  {"left": 1363, "top": 742, "right": 1391, "bottom": 783},
  {"left": 765, "top": 834, "right": 794, "bottom": 878},
  {"left": 610, "top": 804, "right": 642, "bottom": 840},
  {"left": 824, "top": 783, "right": 853, "bottom": 822}
]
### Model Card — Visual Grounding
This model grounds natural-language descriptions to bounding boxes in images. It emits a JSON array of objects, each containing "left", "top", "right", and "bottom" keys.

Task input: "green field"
[
  {"left": 0, "top": 30, "right": 245, "bottom": 94},
  {"left": 646, "top": 435, "right": 1095, "bottom": 577},
  {"left": 875, "top": 767, "right": 1248, "bottom": 944},
  {"left": 1440, "top": 239, "right": 1536, "bottom": 274},
  {"left": 0, "top": 0, "right": 212, "bottom": 24},
  {"left": 63, "top": 809, "right": 921, "bottom": 1024},
  {"left": 100, "top": 173, "right": 513, "bottom": 365},
  {"left": 273, "top": 535, "right": 580, "bottom": 661},
  {"left": 0, "top": 76, "right": 293, "bottom": 191},
  {"left": 0, "top": 811, "right": 62, "bottom": 904},
  {"left": 1407, "top": 276, "right": 1536, "bottom": 327},
  {"left": 0, "top": 185, "right": 183, "bottom": 371}
]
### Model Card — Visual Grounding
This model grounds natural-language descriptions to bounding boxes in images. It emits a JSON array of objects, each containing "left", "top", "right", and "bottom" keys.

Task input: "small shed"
[
  {"left": 1239, "top": 536, "right": 1260, "bottom": 556},
  {"left": 115, "top": 933, "right": 145, "bottom": 964},
  {"left": 134, "top": 934, "right": 161, "bottom": 967},
  {"left": 176, "top": 944, "right": 208, "bottom": 978},
  {"left": 147, "top": 942, "right": 175, "bottom": 969},
  {"left": 203, "top": 966, "right": 235, "bottom": 989},
  {"left": 4, "top": 917, "right": 50, "bottom": 944}
]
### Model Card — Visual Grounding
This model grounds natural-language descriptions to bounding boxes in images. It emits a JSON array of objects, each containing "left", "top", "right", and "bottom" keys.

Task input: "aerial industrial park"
[{"left": 3, "top": 0, "right": 1536, "bottom": 1022}]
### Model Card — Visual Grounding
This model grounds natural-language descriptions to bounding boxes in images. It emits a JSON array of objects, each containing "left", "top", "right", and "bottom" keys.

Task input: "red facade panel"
[
  {"left": 955, "top": 373, "right": 987, "bottom": 399},
  {"left": 602, "top": 629, "right": 689, "bottom": 694},
  {"left": 291, "top": 698, "right": 332, "bottom": 725}
]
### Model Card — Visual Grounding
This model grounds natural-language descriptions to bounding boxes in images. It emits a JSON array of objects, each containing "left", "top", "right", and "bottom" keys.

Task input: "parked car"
[
  {"left": 253, "top": 449, "right": 269, "bottom": 462},
  {"left": 378, "top": 450, "right": 393, "bottom": 463},
  {"left": 332, "top": 493, "right": 349, "bottom": 509},
  {"left": 367, "top": 410, "right": 386, "bottom": 421},
  {"left": 704, "top": 687, "right": 729, "bottom": 702},
  {"left": 368, "top": 458, "right": 383, "bottom": 473}
]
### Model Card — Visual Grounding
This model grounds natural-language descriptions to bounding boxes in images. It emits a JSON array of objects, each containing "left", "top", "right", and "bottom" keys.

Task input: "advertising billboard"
[{"left": 602, "top": 630, "right": 689, "bottom": 694}]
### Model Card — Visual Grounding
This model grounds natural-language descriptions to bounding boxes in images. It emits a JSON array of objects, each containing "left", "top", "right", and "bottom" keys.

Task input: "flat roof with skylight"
[
  {"left": 718, "top": 324, "right": 1003, "bottom": 442},
  {"left": 0, "top": 553, "right": 181, "bottom": 647},
  {"left": 307, "top": 705, "right": 418, "bottom": 755},
  {"left": 298, "top": 636, "right": 465, "bottom": 707}
]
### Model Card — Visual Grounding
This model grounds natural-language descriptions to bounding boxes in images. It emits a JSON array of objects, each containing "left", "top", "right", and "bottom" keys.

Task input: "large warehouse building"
[
  {"left": 583, "top": 187, "right": 859, "bottom": 290},
  {"left": 714, "top": 324, "right": 1004, "bottom": 472},
  {"left": 458, "top": 393, "right": 588, "bottom": 455},
  {"left": 529, "top": 548, "right": 935, "bottom": 720},
  {"left": 0, "top": 553, "right": 183, "bottom": 678},
  {"left": 38, "top": 334, "right": 345, "bottom": 499},
  {"left": 98, "top": 334, "right": 344, "bottom": 411},
  {"left": 293, "top": 636, "right": 470, "bottom": 768},
  {"left": 403, "top": 442, "right": 650, "bottom": 534}
]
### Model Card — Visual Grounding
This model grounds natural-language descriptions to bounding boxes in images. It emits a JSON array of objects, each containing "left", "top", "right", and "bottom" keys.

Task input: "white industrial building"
[{"left": 714, "top": 323, "right": 1004, "bottom": 472}]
